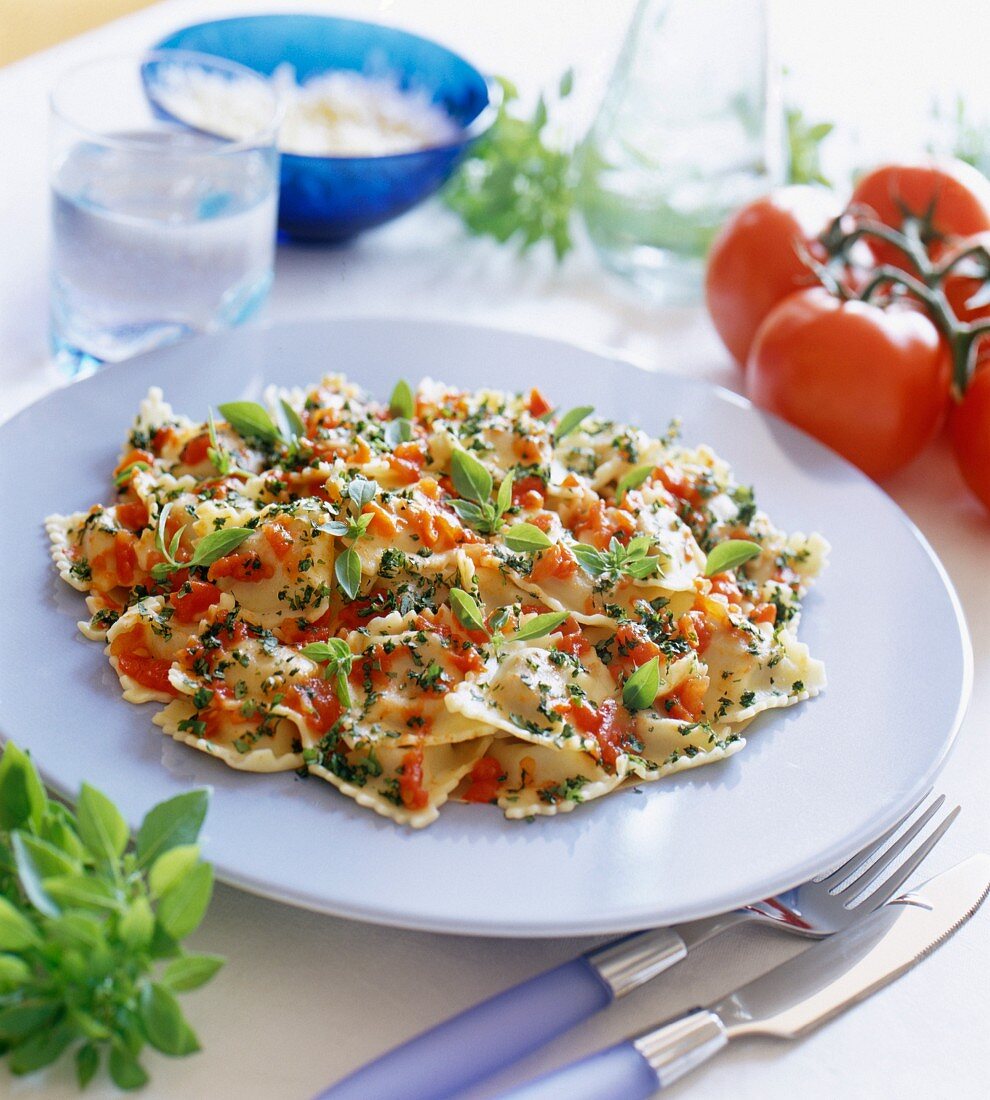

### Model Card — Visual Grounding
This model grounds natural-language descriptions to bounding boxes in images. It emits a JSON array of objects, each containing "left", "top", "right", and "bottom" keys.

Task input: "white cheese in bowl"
[{"left": 154, "top": 62, "right": 462, "bottom": 157}]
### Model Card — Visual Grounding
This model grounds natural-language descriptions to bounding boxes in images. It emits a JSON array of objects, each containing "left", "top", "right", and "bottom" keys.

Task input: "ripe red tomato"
[
  {"left": 850, "top": 160, "right": 990, "bottom": 267},
  {"left": 705, "top": 186, "right": 841, "bottom": 368},
  {"left": 747, "top": 289, "right": 951, "bottom": 481},
  {"left": 949, "top": 366, "right": 990, "bottom": 511}
]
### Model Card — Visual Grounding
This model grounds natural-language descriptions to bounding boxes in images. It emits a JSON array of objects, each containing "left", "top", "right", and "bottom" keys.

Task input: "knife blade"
[{"left": 496, "top": 854, "right": 990, "bottom": 1100}]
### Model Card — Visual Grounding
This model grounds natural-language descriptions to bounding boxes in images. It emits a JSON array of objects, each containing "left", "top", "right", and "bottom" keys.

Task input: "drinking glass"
[
  {"left": 577, "top": 0, "right": 784, "bottom": 304},
  {"left": 49, "top": 51, "right": 281, "bottom": 378}
]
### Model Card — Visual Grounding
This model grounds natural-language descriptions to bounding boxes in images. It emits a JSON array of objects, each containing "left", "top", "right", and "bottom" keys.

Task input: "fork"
[{"left": 316, "top": 793, "right": 958, "bottom": 1100}]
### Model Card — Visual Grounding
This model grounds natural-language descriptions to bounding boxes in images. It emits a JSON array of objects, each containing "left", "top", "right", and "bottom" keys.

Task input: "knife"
[{"left": 493, "top": 854, "right": 990, "bottom": 1099}]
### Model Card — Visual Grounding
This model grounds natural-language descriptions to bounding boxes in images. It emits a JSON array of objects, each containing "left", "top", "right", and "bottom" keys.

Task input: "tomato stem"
[
  {"left": 858, "top": 266, "right": 984, "bottom": 397},
  {"left": 825, "top": 214, "right": 990, "bottom": 397}
]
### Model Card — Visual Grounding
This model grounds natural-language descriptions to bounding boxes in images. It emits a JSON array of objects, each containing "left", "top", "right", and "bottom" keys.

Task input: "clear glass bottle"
[{"left": 577, "top": 0, "right": 784, "bottom": 303}]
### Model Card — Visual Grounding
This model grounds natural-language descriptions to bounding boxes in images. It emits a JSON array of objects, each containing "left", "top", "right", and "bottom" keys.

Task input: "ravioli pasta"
[{"left": 47, "top": 375, "right": 826, "bottom": 827}]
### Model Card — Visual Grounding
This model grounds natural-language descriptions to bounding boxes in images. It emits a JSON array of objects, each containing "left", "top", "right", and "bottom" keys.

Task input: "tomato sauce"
[
  {"left": 169, "top": 581, "right": 222, "bottom": 624},
  {"left": 571, "top": 500, "right": 635, "bottom": 549},
  {"left": 110, "top": 626, "right": 177, "bottom": 696},
  {"left": 531, "top": 543, "right": 577, "bottom": 583},
  {"left": 116, "top": 500, "right": 148, "bottom": 531},
  {"left": 285, "top": 677, "right": 342, "bottom": 735},
  {"left": 527, "top": 388, "right": 552, "bottom": 418},
  {"left": 461, "top": 755, "right": 504, "bottom": 803},
  {"left": 263, "top": 522, "right": 295, "bottom": 561},
  {"left": 511, "top": 476, "right": 547, "bottom": 505},
  {"left": 180, "top": 433, "right": 210, "bottom": 467},
  {"left": 564, "top": 698, "right": 626, "bottom": 769},
  {"left": 399, "top": 747, "right": 429, "bottom": 810},
  {"left": 207, "top": 552, "right": 275, "bottom": 583}
]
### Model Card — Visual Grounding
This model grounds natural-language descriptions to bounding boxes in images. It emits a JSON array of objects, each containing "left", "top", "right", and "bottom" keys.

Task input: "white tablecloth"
[{"left": 0, "top": 2, "right": 987, "bottom": 1097}]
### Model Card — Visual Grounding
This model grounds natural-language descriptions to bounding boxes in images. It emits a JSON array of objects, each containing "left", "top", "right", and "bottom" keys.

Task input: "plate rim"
[{"left": 0, "top": 316, "right": 973, "bottom": 937}]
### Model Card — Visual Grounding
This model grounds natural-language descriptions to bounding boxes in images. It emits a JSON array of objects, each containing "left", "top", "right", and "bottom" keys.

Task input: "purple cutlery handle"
[
  {"left": 315, "top": 956, "right": 612, "bottom": 1100},
  {"left": 494, "top": 1040, "right": 659, "bottom": 1100}
]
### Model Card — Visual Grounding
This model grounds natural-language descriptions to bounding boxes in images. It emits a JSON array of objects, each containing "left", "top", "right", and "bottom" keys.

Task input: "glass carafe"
[{"left": 577, "top": 0, "right": 783, "bottom": 303}]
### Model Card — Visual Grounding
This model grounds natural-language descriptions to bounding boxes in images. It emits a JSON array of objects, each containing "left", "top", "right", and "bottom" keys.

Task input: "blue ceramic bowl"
[{"left": 154, "top": 14, "right": 494, "bottom": 241}]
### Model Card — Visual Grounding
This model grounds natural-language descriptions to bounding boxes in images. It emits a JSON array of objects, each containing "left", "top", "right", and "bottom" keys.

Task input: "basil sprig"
[
  {"left": 450, "top": 590, "right": 570, "bottom": 649},
  {"left": 0, "top": 741, "right": 221, "bottom": 1089},
  {"left": 448, "top": 449, "right": 514, "bottom": 536},
  {"left": 384, "top": 417, "right": 413, "bottom": 449},
  {"left": 321, "top": 477, "right": 379, "bottom": 601},
  {"left": 388, "top": 379, "right": 415, "bottom": 420},
  {"left": 503, "top": 522, "right": 553, "bottom": 553},
  {"left": 622, "top": 656, "right": 660, "bottom": 711},
  {"left": 206, "top": 411, "right": 232, "bottom": 477},
  {"left": 571, "top": 535, "right": 660, "bottom": 584},
  {"left": 151, "top": 504, "right": 253, "bottom": 581},
  {"left": 449, "top": 588, "right": 488, "bottom": 634},
  {"left": 615, "top": 463, "right": 653, "bottom": 503},
  {"left": 217, "top": 401, "right": 280, "bottom": 444},
  {"left": 553, "top": 405, "right": 593, "bottom": 442},
  {"left": 704, "top": 539, "right": 762, "bottom": 577},
  {"left": 216, "top": 398, "right": 307, "bottom": 454},
  {"left": 300, "top": 639, "right": 354, "bottom": 708},
  {"left": 513, "top": 610, "right": 569, "bottom": 643}
]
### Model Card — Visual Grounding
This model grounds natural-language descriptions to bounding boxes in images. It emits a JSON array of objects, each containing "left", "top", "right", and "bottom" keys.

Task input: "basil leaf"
[
  {"left": 42, "top": 874, "right": 124, "bottom": 913},
  {"left": 625, "top": 535, "right": 653, "bottom": 557},
  {"left": 571, "top": 542, "right": 606, "bottom": 576},
  {"left": 108, "top": 1044, "right": 149, "bottom": 1090},
  {"left": 385, "top": 417, "right": 413, "bottom": 448},
  {"left": 156, "top": 861, "right": 214, "bottom": 940},
  {"left": 513, "top": 611, "right": 570, "bottom": 642},
  {"left": 335, "top": 668, "right": 353, "bottom": 710},
  {"left": 389, "top": 379, "right": 415, "bottom": 419},
  {"left": 47, "top": 911, "right": 103, "bottom": 951},
  {"left": 622, "top": 656, "right": 660, "bottom": 711},
  {"left": 624, "top": 557, "right": 661, "bottom": 580},
  {"left": 0, "top": 896, "right": 41, "bottom": 951},
  {"left": 615, "top": 463, "right": 654, "bottom": 503},
  {"left": 75, "top": 1043, "right": 100, "bottom": 1089},
  {"left": 207, "top": 410, "right": 232, "bottom": 476},
  {"left": 301, "top": 639, "right": 350, "bottom": 664},
  {"left": 119, "top": 896, "right": 155, "bottom": 950},
  {"left": 553, "top": 405, "right": 594, "bottom": 442},
  {"left": 0, "top": 742, "right": 46, "bottom": 831},
  {"left": 140, "top": 983, "right": 201, "bottom": 1056},
  {"left": 148, "top": 845, "right": 201, "bottom": 899},
  {"left": 447, "top": 499, "right": 488, "bottom": 524},
  {"left": 77, "top": 783, "right": 129, "bottom": 864},
  {"left": 0, "top": 1001, "right": 57, "bottom": 1041},
  {"left": 217, "top": 400, "right": 280, "bottom": 444},
  {"left": 188, "top": 526, "right": 254, "bottom": 570},
  {"left": 279, "top": 398, "right": 306, "bottom": 440},
  {"left": 8, "top": 1023, "right": 75, "bottom": 1075},
  {"left": 504, "top": 523, "right": 553, "bottom": 553},
  {"left": 318, "top": 520, "right": 350, "bottom": 537},
  {"left": 449, "top": 588, "right": 487, "bottom": 634},
  {"left": 11, "top": 833, "right": 66, "bottom": 917},
  {"left": 451, "top": 448, "right": 493, "bottom": 505},
  {"left": 704, "top": 539, "right": 762, "bottom": 577},
  {"left": 335, "top": 548, "right": 362, "bottom": 601},
  {"left": 347, "top": 477, "right": 378, "bottom": 510},
  {"left": 495, "top": 470, "right": 514, "bottom": 518},
  {"left": 0, "top": 954, "right": 31, "bottom": 990},
  {"left": 161, "top": 954, "right": 225, "bottom": 993},
  {"left": 136, "top": 789, "right": 209, "bottom": 868}
]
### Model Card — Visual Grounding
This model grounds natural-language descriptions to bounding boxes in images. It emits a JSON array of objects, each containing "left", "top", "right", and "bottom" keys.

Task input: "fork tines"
[{"left": 816, "top": 792, "right": 960, "bottom": 910}]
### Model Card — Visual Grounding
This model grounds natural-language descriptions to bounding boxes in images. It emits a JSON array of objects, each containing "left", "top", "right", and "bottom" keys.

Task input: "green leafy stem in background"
[
  {"left": 442, "top": 70, "right": 577, "bottom": 260},
  {"left": 442, "top": 69, "right": 838, "bottom": 257},
  {"left": 0, "top": 742, "right": 221, "bottom": 1090}
]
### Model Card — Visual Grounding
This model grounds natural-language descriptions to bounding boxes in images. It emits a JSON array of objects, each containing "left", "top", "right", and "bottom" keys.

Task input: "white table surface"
[{"left": 1, "top": 1, "right": 988, "bottom": 1097}]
